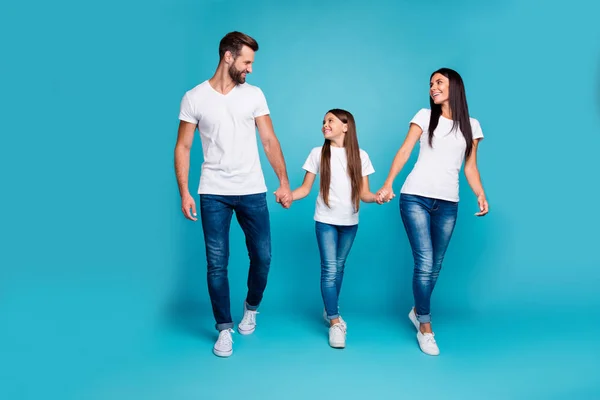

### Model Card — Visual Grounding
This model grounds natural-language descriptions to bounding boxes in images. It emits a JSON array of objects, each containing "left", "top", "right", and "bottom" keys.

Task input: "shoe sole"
[
  {"left": 213, "top": 348, "right": 233, "bottom": 357},
  {"left": 237, "top": 326, "right": 255, "bottom": 335},
  {"left": 329, "top": 342, "right": 345, "bottom": 349},
  {"left": 418, "top": 346, "right": 440, "bottom": 356}
]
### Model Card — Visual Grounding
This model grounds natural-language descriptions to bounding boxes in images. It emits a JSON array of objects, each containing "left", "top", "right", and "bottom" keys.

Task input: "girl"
[
  {"left": 292, "top": 109, "right": 383, "bottom": 349},
  {"left": 377, "top": 68, "right": 489, "bottom": 356}
]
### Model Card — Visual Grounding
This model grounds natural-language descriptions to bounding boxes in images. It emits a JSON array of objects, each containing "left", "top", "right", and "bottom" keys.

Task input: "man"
[{"left": 174, "top": 31, "right": 292, "bottom": 357}]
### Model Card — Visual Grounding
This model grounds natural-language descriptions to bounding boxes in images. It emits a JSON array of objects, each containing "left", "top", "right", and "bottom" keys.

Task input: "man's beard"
[{"left": 228, "top": 64, "right": 246, "bottom": 84}]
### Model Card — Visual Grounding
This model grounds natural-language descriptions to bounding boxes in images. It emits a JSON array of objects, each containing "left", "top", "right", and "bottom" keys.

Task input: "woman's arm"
[
  {"left": 377, "top": 123, "right": 423, "bottom": 201},
  {"left": 464, "top": 139, "right": 489, "bottom": 216}
]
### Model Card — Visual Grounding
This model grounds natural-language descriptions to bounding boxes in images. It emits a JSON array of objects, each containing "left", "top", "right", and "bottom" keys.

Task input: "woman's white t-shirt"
[
  {"left": 400, "top": 108, "right": 484, "bottom": 202},
  {"left": 302, "top": 146, "right": 375, "bottom": 226}
]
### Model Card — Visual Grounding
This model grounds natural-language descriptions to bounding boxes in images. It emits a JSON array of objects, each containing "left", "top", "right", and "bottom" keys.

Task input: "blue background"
[{"left": 1, "top": 0, "right": 599, "bottom": 398}]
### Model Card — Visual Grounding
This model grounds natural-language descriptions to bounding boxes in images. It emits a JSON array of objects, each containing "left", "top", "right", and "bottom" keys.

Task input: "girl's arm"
[
  {"left": 360, "top": 176, "right": 379, "bottom": 204},
  {"left": 291, "top": 172, "right": 317, "bottom": 201},
  {"left": 377, "top": 123, "right": 423, "bottom": 201},
  {"left": 464, "top": 139, "right": 489, "bottom": 216}
]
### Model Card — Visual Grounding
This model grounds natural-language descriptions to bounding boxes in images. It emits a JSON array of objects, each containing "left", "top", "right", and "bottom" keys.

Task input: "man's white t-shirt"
[
  {"left": 303, "top": 146, "right": 375, "bottom": 226},
  {"left": 179, "top": 80, "right": 270, "bottom": 195},
  {"left": 400, "top": 108, "right": 484, "bottom": 202}
]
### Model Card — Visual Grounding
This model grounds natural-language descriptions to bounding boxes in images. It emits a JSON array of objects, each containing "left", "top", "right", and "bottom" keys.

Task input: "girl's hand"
[{"left": 475, "top": 194, "right": 489, "bottom": 216}]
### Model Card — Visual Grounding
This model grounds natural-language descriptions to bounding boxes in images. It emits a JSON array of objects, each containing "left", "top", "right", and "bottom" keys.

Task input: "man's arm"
[
  {"left": 255, "top": 114, "right": 292, "bottom": 207},
  {"left": 174, "top": 120, "right": 198, "bottom": 220}
]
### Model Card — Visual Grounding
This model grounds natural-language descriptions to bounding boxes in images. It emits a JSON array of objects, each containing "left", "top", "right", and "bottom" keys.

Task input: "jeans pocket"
[{"left": 244, "top": 193, "right": 268, "bottom": 209}]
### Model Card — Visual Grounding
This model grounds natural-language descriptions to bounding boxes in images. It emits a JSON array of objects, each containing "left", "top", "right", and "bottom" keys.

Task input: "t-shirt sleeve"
[
  {"left": 178, "top": 92, "right": 198, "bottom": 124},
  {"left": 253, "top": 87, "right": 270, "bottom": 118},
  {"left": 361, "top": 150, "right": 375, "bottom": 176},
  {"left": 409, "top": 108, "right": 430, "bottom": 132},
  {"left": 302, "top": 148, "right": 320, "bottom": 175},
  {"left": 472, "top": 119, "right": 484, "bottom": 140}
]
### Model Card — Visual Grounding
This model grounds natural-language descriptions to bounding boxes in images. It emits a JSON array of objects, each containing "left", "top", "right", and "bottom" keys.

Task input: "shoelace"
[
  {"left": 330, "top": 324, "right": 345, "bottom": 336},
  {"left": 217, "top": 329, "right": 234, "bottom": 346},
  {"left": 323, "top": 311, "right": 347, "bottom": 332},
  {"left": 422, "top": 332, "right": 436, "bottom": 344},
  {"left": 241, "top": 310, "right": 258, "bottom": 325}
]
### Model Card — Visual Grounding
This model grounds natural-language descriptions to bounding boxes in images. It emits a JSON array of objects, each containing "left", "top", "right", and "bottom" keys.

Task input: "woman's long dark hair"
[
  {"left": 428, "top": 68, "right": 474, "bottom": 158},
  {"left": 320, "top": 109, "right": 363, "bottom": 212}
]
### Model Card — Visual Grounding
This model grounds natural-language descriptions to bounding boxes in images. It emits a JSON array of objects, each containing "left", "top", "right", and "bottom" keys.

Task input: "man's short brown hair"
[{"left": 219, "top": 31, "right": 259, "bottom": 60}]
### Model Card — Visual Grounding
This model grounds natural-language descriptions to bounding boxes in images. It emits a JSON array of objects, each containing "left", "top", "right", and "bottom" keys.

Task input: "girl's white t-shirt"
[
  {"left": 400, "top": 108, "right": 484, "bottom": 202},
  {"left": 302, "top": 146, "right": 375, "bottom": 226}
]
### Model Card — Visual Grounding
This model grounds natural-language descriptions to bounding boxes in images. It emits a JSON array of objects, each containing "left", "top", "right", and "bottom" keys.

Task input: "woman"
[{"left": 378, "top": 68, "right": 489, "bottom": 356}]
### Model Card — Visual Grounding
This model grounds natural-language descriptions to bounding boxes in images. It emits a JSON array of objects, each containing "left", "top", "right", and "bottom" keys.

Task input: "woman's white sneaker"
[
  {"left": 213, "top": 328, "right": 234, "bottom": 357},
  {"left": 329, "top": 323, "right": 346, "bottom": 348},
  {"left": 408, "top": 308, "right": 420, "bottom": 331},
  {"left": 416, "top": 331, "right": 440, "bottom": 356},
  {"left": 322, "top": 309, "right": 347, "bottom": 331}
]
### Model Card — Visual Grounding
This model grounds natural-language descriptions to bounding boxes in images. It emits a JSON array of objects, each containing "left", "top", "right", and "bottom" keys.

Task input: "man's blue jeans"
[{"left": 200, "top": 193, "right": 271, "bottom": 331}]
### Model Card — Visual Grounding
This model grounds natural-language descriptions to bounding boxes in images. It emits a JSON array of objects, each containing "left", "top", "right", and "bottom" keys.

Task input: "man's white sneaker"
[
  {"left": 322, "top": 309, "right": 347, "bottom": 331},
  {"left": 238, "top": 303, "right": 258, "bottom": 335},
  {"left": 213, "top": 328, "right": 234, "bottom": 357},
  {"left": 416, "top": 331, "right": 440, "bottom": 356},
  {"left": 329, "top": 323, "right": 346, "bottom": 348},
  {"left": 408, "top": 308, "right": 420, "bottom": 331}
]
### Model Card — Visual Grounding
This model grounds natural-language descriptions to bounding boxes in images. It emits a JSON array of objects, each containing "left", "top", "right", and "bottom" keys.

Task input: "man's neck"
[{"left": 209, "top": 65, "right": 237, "bottom": 95}]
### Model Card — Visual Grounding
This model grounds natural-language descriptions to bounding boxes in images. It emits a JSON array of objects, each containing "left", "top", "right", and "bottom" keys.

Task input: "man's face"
[{"left": 227, "top": 45, "right": 255, "bottom": 84}]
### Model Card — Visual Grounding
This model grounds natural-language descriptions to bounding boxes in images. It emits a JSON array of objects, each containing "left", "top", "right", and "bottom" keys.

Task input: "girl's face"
[
  {"left": 430, "top": 73, "right": 450, "bottom": 105},
  {"left": 322, "top": 112, "right": 347, "bottom": 142}
]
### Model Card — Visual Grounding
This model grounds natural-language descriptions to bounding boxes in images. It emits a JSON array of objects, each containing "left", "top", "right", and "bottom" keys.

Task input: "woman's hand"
[{"left": 475, "top": 194, "right": 489, "bottom": 216}]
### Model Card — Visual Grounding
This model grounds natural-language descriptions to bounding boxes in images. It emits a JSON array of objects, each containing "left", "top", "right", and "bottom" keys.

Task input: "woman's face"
[{"left": 430, "top": 73, "right": 450, "bottom": 105}]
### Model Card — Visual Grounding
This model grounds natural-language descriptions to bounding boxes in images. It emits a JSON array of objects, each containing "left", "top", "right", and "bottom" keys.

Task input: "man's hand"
[
  {"left": 181, "top": 193, "right": 198, "bottom": 221},
  {"left": 274, "top": 185, "right": 293, "bottom": 209}
]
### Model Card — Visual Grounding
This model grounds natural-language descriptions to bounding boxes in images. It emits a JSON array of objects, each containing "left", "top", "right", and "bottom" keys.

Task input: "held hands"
[
  {"left": 274, "top": 185, "right": 293, "bottom": 209},
  {"left": 375, "top": 185, "right": 395, "bottom": 204},
  {"left": 475, "top": 194, "right": 489, "bottom": 216}
]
